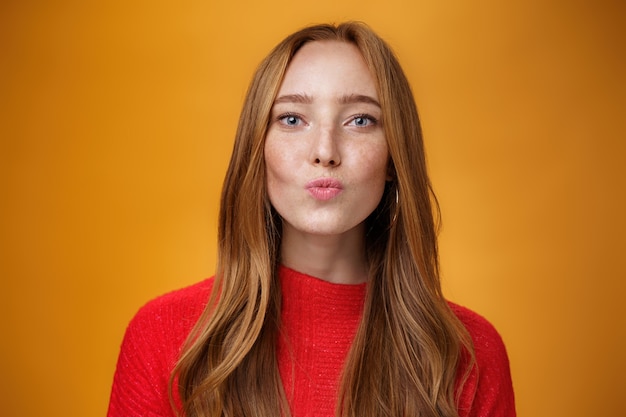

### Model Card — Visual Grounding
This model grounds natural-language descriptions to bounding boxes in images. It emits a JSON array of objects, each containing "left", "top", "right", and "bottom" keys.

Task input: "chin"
[{"left": 299, "top": 222, "right": 365, "bottom": 238}]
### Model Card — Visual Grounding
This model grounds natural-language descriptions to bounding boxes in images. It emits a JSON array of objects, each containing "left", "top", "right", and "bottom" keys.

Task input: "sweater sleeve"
[
  {"left": 107, "top": 279, "right": 212, "bottom": 417},
  {"left": 451, "top": 303, "right": 516, "bottom": 417}
]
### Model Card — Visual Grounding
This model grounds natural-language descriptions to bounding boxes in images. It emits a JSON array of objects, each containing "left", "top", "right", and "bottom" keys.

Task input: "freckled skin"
[{"left": 264, "top": 41, "right": 389, "bottom": 283}]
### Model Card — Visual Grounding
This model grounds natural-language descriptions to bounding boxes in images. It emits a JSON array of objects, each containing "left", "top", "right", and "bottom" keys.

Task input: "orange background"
[{"left": 1, "top": 1, "right": 624, "bottom": 416}]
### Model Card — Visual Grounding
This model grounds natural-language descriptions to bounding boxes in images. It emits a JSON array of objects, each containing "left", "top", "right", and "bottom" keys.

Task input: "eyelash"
[
  {"left": 275, "top": 113, "right": 379, "bottom": 127},
  {"left": 349, "top": 114, "right": 378, "bottom": 127},
  {"left": 276, "top": 112, "right": 304, "bottom": 126}
]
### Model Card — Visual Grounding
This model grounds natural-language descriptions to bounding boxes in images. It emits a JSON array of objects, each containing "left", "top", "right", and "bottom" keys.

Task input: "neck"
[{"left": 279, "top": 223, "right": 368, "bottom": 285}]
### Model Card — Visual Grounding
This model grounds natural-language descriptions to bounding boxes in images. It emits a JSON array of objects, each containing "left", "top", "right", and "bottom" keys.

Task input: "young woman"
[{"left": 108, "top": 22, "right": 515, "bottom": 417}]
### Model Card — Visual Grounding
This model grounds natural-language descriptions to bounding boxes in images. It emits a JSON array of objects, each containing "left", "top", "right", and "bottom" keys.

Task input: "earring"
[{"left": 391, "top": 187, "right": 399, "bottom": 226}]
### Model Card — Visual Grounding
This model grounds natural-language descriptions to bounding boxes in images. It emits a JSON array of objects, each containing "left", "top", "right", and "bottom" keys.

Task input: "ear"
[{"left": 386, "top": 160, "right": 396, "bottom": 182}]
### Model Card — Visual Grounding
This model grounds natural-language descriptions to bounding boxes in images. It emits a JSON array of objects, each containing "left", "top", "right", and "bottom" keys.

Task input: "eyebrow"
[
  {"left": 273, "top": 93, "right": 381, "bottom": 108},
  {"left": 338, "top": 94, "right": 381, "bottom": 108},
  {"left": 274, "top": 93, "right": 313, "bottom": 104}
]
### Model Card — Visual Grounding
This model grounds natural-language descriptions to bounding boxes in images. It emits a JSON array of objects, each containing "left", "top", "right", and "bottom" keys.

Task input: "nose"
[{"left": 311, "top": 126, "right": 341, "bottom": 167}]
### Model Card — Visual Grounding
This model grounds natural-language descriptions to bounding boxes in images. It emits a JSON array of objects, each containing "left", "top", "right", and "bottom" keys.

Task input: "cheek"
[
  {"left": 360, "top": 144, "right": 390, "bottom": 183},
  {"left": 264, "top": 142, "right": 290, "bottom": 208},
  {"left": 264, "top": 136, "right": 292, "bottom": 178}
]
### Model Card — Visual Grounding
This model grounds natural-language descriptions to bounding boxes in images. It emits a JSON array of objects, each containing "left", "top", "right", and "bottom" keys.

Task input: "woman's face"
[{"left": 264, "top": 40, "right": 389, "bottom": 239}]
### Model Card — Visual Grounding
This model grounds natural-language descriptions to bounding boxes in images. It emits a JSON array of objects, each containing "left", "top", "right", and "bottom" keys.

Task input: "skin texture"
[{"left": 264, "top": 40, "right": 390, "bottom": 284}]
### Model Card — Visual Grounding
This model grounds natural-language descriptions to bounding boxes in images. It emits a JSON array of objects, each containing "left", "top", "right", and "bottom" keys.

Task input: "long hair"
[{"left": 171, "top": 22, "right": 474, "bottom": 417}]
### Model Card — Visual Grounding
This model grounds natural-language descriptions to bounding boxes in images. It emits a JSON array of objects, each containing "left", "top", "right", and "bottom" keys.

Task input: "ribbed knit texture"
[
  {"left": 108, "top": 266, "right": 515, "bottom": 416},
  {"left": 277, "top": 267, "right": 366, "bottom": 417}
]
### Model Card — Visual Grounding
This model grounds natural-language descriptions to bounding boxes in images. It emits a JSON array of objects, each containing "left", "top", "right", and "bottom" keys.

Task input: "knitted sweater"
[{"left": 108, "top": 266, "right": 515, "bottom": 416}]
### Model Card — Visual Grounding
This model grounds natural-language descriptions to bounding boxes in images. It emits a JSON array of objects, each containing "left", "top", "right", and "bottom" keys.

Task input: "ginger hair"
[{"left": 171, "top": 21, "right": 474, "bottom": 417}]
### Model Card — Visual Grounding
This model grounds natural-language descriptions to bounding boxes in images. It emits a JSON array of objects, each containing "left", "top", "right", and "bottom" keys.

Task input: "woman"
[{"left": 108, "top": 22, "right": 515, "bottom": 417}]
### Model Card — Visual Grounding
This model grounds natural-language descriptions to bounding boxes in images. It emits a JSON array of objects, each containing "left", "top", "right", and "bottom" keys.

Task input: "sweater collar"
[{"left": 278, "top": 265, "right": 366, "bottom": 321}]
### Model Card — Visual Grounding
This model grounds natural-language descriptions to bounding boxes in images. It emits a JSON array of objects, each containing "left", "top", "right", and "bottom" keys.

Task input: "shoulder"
[
  {"left": 130, "top": 278, "right": 215, "bottom": 334},
  {"left": 122, "top": 278, "right": 216, "bottom": 359},
  {"left": 448, "top": 302, "right": 516, "bottom": 417},
  {"left": 108, "top": 278, "right": 215, "bottom": 416},
  {"left": 448, "top": 302, "right": 508, "bottom": 358},
  {"left": 120, "top": 277, "right": 215, "bottom": 364}
]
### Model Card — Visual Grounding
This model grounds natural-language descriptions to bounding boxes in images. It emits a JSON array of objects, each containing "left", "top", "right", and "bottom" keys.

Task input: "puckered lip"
[
  {"left": 305, "top": 177, "right": 343, "bottom": 190},
  {"left": 305, "top": 177, "right": 343, "bottom": 201}
]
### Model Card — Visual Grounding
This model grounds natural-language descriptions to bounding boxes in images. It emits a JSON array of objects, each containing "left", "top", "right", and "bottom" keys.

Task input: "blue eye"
[
  {"left": 354, "top": 117, "right": 368, "bottom": 126},
  {"left": 278, "top": 114, "right": 303, "bottom": 126},
  {"left": 350, "top": 114, "right": 377, "bottom": 127}
]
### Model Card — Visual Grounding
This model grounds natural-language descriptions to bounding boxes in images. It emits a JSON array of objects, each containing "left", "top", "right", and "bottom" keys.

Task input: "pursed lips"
[{"left": 305, "top": 178, "right": 343, "bottom": 201}]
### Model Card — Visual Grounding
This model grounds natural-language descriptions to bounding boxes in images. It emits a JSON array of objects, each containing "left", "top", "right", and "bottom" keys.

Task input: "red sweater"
[{"left": 108, "top": 267, "right": 515, "bottom": 416}]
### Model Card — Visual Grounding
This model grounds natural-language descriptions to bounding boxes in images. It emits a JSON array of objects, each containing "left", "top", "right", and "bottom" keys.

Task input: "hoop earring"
[{"left": 391, "top": 187, "right": 399, "bottom": 226}]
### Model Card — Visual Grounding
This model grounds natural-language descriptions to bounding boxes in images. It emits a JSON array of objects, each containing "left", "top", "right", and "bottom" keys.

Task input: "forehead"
[{"left": 277, "top": 40, "right": 378, "bottom": 99}]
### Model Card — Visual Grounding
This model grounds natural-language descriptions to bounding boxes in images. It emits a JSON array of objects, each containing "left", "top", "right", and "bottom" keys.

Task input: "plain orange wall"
[{"left": 1, "top": 1, "right": 624, "bottom": 416}]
